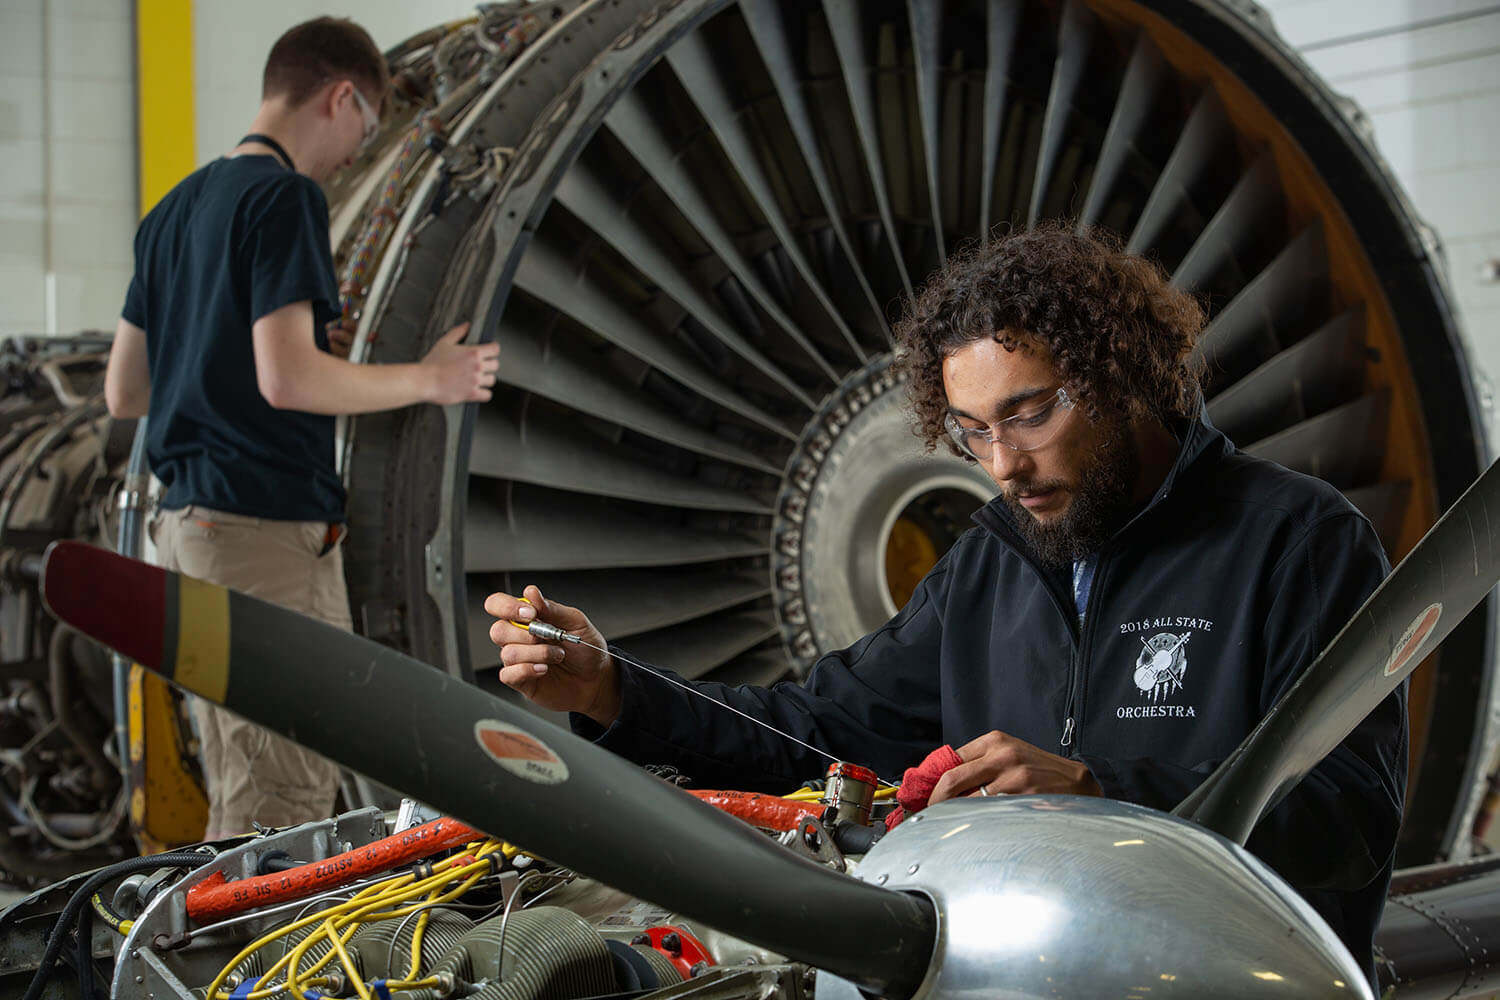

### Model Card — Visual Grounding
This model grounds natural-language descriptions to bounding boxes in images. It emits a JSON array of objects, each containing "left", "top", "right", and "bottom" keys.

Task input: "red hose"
[
  {"left": 186, "top": 817, "right": 483, "bottom": 923},
  {"left": 687, "top": 790, "right": 822, "bottom": 832}
]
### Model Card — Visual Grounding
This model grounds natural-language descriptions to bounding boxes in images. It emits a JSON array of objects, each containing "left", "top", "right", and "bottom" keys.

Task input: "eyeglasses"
[
  {"left": 350, "top": 86, "right": 380, "bottom": 149},
  {"left": 944, "top": 387, "right": 1076, "bottom": 461}
]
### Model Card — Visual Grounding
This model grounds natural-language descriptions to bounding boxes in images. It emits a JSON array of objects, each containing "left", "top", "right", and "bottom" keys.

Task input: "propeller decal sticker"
[
  {"left": 1385, "top": 603, "right": 1442, "bottom": 678},
  {"left": 473, "top": 720, "right": 570, "bottom": 785}
]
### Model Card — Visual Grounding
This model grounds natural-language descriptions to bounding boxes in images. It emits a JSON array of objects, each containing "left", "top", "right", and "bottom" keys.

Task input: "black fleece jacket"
[{"left": 575, "top": 411, "right": 1407, "bottom": 978}]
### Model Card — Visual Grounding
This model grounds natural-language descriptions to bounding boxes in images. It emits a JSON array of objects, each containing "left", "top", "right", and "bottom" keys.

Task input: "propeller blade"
[
  {"left": 1174, "top": 458, "right": 1500, "bottom": 844},
  {"left": 38, "top": 541, "right": 935, "bottom": 998}
]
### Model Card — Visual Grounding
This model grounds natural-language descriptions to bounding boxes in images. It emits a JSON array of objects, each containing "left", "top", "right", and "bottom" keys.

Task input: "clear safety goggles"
[{"left": 944, "top": 386, "right": 1076, "bottom": 460}]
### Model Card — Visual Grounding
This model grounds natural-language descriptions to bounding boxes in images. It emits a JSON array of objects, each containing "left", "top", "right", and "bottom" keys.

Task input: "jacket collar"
[{"left": 971, "top": 394, "right": 1230, "bottom": 549}]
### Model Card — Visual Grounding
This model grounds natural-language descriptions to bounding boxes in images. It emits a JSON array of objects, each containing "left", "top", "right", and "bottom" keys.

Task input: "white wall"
[
  {"left": 1258, "top": 0, "right": 1500, "bottom": 437},
  {"left": 193, "top": 2, "right": 477, "bottom": 165},
  {"left": 0, "top": 0, "right": 136, "bottom": 341}
]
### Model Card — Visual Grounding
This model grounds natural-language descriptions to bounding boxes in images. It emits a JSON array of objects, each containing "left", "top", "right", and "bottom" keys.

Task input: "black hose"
[
  {"left": 20, "top": 850, "right": 210, "bottom": 1000},
  {"left": 49, "top": 623, "right": 117, "bottom": 792},
  {"left": 88, "top": 890, "right": 130, "bottom": 933}
]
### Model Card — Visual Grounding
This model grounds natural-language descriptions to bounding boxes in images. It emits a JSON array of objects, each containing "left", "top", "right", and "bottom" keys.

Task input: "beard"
[{"left": 1001, "top": 420, "right": 1140, "bottom": 571}]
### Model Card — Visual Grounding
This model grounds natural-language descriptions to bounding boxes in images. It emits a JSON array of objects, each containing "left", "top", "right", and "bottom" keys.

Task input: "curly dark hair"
[{"left": 895, "top": 224, "right": 1206, "bottom": 455}]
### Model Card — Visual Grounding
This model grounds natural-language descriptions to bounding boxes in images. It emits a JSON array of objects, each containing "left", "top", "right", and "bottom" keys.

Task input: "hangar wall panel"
[
  {"left": 191, "top": 1, "right": 484, "bottom": 167},
  {"left": 0, "top": 0, "right": 134, "bottom": 342}
]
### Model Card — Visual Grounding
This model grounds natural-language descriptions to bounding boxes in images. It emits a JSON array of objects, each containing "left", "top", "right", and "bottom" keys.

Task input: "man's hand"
[
  {"left": 928, "top": 730, "right": 1102, "bottom": 804},
  {"left": 420, "top": 323, "right": 500, "bottom": 404},
  {"left": 485, "top": 586, "right": 622, "bottom": 727}
]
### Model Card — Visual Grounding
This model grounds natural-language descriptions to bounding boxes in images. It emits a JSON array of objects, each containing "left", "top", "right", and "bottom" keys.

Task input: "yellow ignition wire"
[
  {"left": 90, "top": 892, "right": 133, "bottom": 936},
  {"left": 285, "top": 916, "right": 359, "bottom": 1000},
  {"left": 383, "top": 976, "right": 442, "bottom": 992},
  {"left": 323, "top": 917, "right": 373, "bottom": 1000},
  {"left": 781, "top": 784, "right": 898, "bottom": 803},
  {"left": 208, "top": 840, "right": 506, "bottom": 1000},
  {"left": 284, "top": 865, "right": 492, "bottom": 998}
]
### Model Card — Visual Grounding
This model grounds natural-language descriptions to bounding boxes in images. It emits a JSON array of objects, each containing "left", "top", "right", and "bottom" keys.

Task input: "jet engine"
[{"left": 327, "top": 0, "right": 1490, "bottom": 869}]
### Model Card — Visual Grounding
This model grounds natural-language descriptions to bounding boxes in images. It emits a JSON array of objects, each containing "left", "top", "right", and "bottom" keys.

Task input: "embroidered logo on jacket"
[
  {"left": 1116, "top": 617, "right": 1211, "bottom": 719},
  {"left": 1134, "top": 631, "right": 1190, "bottom": 702}
]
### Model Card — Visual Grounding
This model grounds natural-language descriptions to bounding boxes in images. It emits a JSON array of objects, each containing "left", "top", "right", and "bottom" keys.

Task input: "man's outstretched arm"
[{"left": 252, "top": 301, "right": 499, "bottom": 415}]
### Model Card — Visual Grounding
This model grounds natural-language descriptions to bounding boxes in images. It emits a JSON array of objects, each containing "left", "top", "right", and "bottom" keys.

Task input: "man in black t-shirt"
[{"left": 104, "top": 18, "right": 500, "bottom": 839}]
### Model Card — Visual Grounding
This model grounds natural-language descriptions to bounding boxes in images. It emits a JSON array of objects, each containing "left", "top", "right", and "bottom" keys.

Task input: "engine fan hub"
[{"left": 771, "top": 359, "right": 992, "bottom": 675}]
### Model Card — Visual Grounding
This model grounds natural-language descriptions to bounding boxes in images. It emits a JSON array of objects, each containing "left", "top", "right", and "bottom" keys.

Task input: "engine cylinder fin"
[
  {"left": 1077, "top": 29, "right": 1167, "bottom": 232},
  {"left": 349, "top": 909, "right": 475, "bottom": 981},
  {"left": 602, "top": 89, "right": 845, "bottom": 386},
  {"left": 908, "top": 0, "right": 946, "bottom": 259},
  {"left": 1242, "top": 389, "right": 1391, "bottom": 490},
  {"left": 1206, "top": 307, "right": 1366, "bottom": 448},
  {"left": 664, "top": 28, "right": 871, "bottom": 364},
  {"left": 1127, "top": 87, "right": 1231, "bottom": 260},
  {"left": 1029, "top": 0, "right": 1096, "bottom": 226},
  {"left": 821, "top": 0, "right": 915, "bottom": 296},
  {"left": 464, "top": 483, "right": 766, "bottom": 573},
  {"left": 1171, "top": 148, "right": 1282, "bottom": 297},
  {"left": 739, "top": 0, "right": 891, "bottom": 337},
  {"left": 1197, "top": 222, "right": 1331, "bottom": 390},
  {"left": 426, "top": 908, "right": 617, "bottom": 1000},
  {"left": 467, "top": 564, "right": 770, "bottom": 643},
  {"left": 624, "top": 609, "right": 781, "bottom": 680},
  {"left": 1342, "top": 480, "right": 1413, "bottom": 556},
  {"left": 979, "top": 0, "right": 1024, "bottom": 240},
  {"left": 493, "top": 319, "right": 784, "bottom": 476},
  {"left": 468, "top": 405, "right": 774, "bottom": 515},
  {"left": 512, "top": 240, "right": 799, "bottom": 442}
]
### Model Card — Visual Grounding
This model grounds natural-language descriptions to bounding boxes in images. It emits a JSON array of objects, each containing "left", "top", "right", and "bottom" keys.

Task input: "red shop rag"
[{"left": 885, "top": 744, "right": 965, "bottom": 831}]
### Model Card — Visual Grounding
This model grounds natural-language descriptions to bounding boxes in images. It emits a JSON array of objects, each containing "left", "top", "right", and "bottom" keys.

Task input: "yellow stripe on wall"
[{"left": 136, "top": 0, "right": 195, "bottom": 216}]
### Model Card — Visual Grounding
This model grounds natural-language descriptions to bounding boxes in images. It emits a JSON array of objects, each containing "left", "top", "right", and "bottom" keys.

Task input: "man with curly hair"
[{"left": 486, "top": 225, "right": 1404, "bottom": 982}]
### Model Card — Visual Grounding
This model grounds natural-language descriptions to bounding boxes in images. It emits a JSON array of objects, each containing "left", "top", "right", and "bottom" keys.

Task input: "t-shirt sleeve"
[
  {"left": 121, "top": 272, "right": 146, "bottom": 329},
  {"left": 243, "top": 178, "right": 341, "bottom": 330}
]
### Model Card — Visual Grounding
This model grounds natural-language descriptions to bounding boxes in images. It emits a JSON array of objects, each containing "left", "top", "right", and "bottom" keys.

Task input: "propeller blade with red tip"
[{"left": 39, "top": 539, "right": 936, "bottom": 999}]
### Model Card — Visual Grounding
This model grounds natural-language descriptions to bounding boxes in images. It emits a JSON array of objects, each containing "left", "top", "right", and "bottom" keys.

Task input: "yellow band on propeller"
[{"left": 173, "top": 575, "right": 231, "bottom": 703}]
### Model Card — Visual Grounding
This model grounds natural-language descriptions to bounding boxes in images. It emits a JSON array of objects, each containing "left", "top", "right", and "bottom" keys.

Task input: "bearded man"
[{"left": 486, "top": 226, "right": 1405, "bottom": 982}]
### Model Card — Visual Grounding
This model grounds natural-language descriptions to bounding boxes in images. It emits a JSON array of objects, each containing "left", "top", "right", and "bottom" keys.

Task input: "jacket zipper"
[
  {"left": 1061, "top": 557, "right": 1107, "bottom": 752},
  {"left": 971, "top": 506, "right": 1115, "bottom": 754}
]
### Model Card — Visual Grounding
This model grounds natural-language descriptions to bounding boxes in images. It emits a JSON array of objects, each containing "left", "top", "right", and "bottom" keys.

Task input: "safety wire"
[
  {"left": 205, "top": 840, "right": 522, "bottom": 1000},
  {"left": 518, "top": 621, "right": 899, "bottom": 789}
]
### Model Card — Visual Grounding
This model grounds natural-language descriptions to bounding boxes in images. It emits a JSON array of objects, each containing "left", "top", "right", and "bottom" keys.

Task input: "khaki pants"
[{"left": 149, "top": 505, "right": 349, "bottom": 840}]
